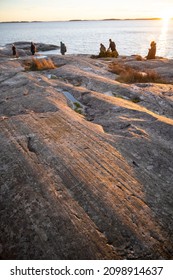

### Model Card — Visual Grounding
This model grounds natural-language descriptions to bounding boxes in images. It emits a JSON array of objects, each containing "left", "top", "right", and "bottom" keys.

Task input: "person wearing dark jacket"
[
  {"left": 31, "top": 42, "right": 36, "bottom": 55},
  {"left": 108, "top": 39, "right": 116, "bottom": 52},
  {"left": 12, "top": 44, "right": 16, "bottom": 56},
  {"left": 108, "top": 39, "right": 119, "bottom": 58},
  {"left": 60, "top": 41, "right": 67, "bottom": 55}
]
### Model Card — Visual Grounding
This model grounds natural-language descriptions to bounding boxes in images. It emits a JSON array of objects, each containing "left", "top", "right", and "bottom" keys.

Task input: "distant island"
[
  {"left": 1, "top": 18, "right": 173, "bottom": 23},
  {"left": 0, "top": 21, "right": 43, "bottom": 23},
  {"left": 103, "top": 18, "right": 162, "bottom": 21}
]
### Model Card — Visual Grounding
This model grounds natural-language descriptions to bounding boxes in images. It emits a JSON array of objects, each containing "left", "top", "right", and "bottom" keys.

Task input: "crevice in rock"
[{"left": 27, "top": 136, "right": 38, "bottom": 154}]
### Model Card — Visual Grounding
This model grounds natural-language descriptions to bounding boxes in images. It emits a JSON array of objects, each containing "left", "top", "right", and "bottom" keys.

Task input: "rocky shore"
[{"left": 0, "top": 43, "right": 173, "bottom": 259}]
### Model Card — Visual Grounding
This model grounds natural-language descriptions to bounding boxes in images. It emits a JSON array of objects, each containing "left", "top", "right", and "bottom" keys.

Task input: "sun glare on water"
[{"left": 157, "top": 9, "right": 172, "bottom": 57}]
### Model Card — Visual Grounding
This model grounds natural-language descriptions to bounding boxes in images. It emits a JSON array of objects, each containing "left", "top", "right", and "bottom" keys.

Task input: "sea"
[{"left": 0, "top": 20, "right": 173, "bottom": 58}]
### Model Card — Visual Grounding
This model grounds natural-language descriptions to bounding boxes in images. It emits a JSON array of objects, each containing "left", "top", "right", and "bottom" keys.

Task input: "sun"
[{"left": 160, "top": 9, "right": 172, "bottom": 21}]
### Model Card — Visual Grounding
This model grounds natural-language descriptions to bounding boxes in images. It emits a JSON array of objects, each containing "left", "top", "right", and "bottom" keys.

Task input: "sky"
[{"left": 0, "top": 0, "right": 173, "bottom": 22}]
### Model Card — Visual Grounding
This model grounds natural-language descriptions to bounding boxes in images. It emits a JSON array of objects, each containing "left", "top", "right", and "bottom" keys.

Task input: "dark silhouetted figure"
[
  {"left": 60, "top": 42, "right": 67, "bottom": 55},
  {"left": 99, "top": 43, "right": 106, "bottom": 57},
  {"left": 147, "top": 41, "right": 156, "bottom": 59},
  {"left": 107, "top": 38, "right": 119, "bottom": 57},
  {"left": 12, "top": 44, "right": 16, "bottom": 56},
  {"left": 108, "top": 39, "right": 116, "bottom": 52},
  {"left": 31, "top": 42, "right": 36, "bottom": 55}
]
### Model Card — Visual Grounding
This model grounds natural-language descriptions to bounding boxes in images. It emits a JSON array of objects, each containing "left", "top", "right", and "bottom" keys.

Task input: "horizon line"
[{"left": 1, "top": 17, "right": 172, "bottom": 23}]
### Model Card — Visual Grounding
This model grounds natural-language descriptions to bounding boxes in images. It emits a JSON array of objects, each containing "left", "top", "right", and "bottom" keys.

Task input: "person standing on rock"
[
  {"left": 31, "top": 42, "right": 36, "bottom": 55},
  {"left": 12, "top": 44, "right": 16, "bottom": 56},
  {"left": 108, "top": 39, "right": 119, "bottom": 58},
  {"left": 60, "top": 41, "right": 67, "bottom": 55},
  {"left": 108, "top": 39, "right": 116, "bottom": 52}
]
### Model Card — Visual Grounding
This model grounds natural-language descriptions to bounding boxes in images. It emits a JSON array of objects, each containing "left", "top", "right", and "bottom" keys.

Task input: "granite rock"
[{"left": 0, "top": 48, "right": 173, "bottom": 259}]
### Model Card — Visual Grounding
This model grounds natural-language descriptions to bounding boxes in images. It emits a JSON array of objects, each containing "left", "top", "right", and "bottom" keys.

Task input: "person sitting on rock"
[
  {"left": 146, "top": 41, "right": 156, "bottom": 59},
  {"left": 60, "top": 42, "right": 67, "bottom": 55},
  {"left": 12, "top": 44, "right": 16, "bottom": 56},
  {"left": 99, "top": 43, "right": 106, "bottom": 57},
  {"left": 31, "top": 42, "right": 36, "bottom": 55}
]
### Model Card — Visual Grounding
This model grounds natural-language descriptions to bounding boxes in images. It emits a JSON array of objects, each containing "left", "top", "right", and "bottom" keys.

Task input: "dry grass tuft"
[
  {"left": 24, "top": 58, "right": 56, "bottom": 71},
  {"left": 135, "top": 55, "right": 143, "bottom": 61},
  {"left": 109, "top": 62, "right": 165, "bottom": 84},
  {"left": 109, "top": 63, "right": 127, "bottom": 75},
  {"left": 117, "top": 68, "right": 164, "bottom": 83}
]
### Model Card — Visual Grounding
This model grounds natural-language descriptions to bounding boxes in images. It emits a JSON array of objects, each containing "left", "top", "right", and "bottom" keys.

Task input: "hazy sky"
[{"left": 0, "top": 0, "right": 173, "bottom": 22}]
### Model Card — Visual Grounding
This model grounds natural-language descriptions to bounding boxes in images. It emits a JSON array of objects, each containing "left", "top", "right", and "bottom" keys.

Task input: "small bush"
[
  {"left": 74, "top": 102, "right": 82, "bottom": 108},
  {"left": 74, "top": 108, "right": 83, "bottom": 114},
  {"left": 73, "top": 102, "right": 83, "bottom": 114}
]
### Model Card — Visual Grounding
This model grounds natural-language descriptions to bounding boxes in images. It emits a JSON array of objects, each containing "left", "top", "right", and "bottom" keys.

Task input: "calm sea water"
[{"left": 0, "top": 20, "right": 173, "bottom": 58}]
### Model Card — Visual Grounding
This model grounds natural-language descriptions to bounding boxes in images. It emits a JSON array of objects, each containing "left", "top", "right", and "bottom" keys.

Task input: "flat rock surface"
[
  {"left": 0, "top": 42, "right": 59, "bottom": 57},
  {"left": 0, "top": 48, "right": 173, "bottom": 259}
]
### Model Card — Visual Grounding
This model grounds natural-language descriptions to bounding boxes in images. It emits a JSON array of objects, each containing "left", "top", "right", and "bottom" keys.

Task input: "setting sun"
[{"left": 160, "top": 9, "right": 172, "bottom": 21}]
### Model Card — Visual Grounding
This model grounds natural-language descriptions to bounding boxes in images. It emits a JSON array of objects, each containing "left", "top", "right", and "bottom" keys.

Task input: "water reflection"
[{"left": 158, "top": 18, "right": 170, "bottom": 57}]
